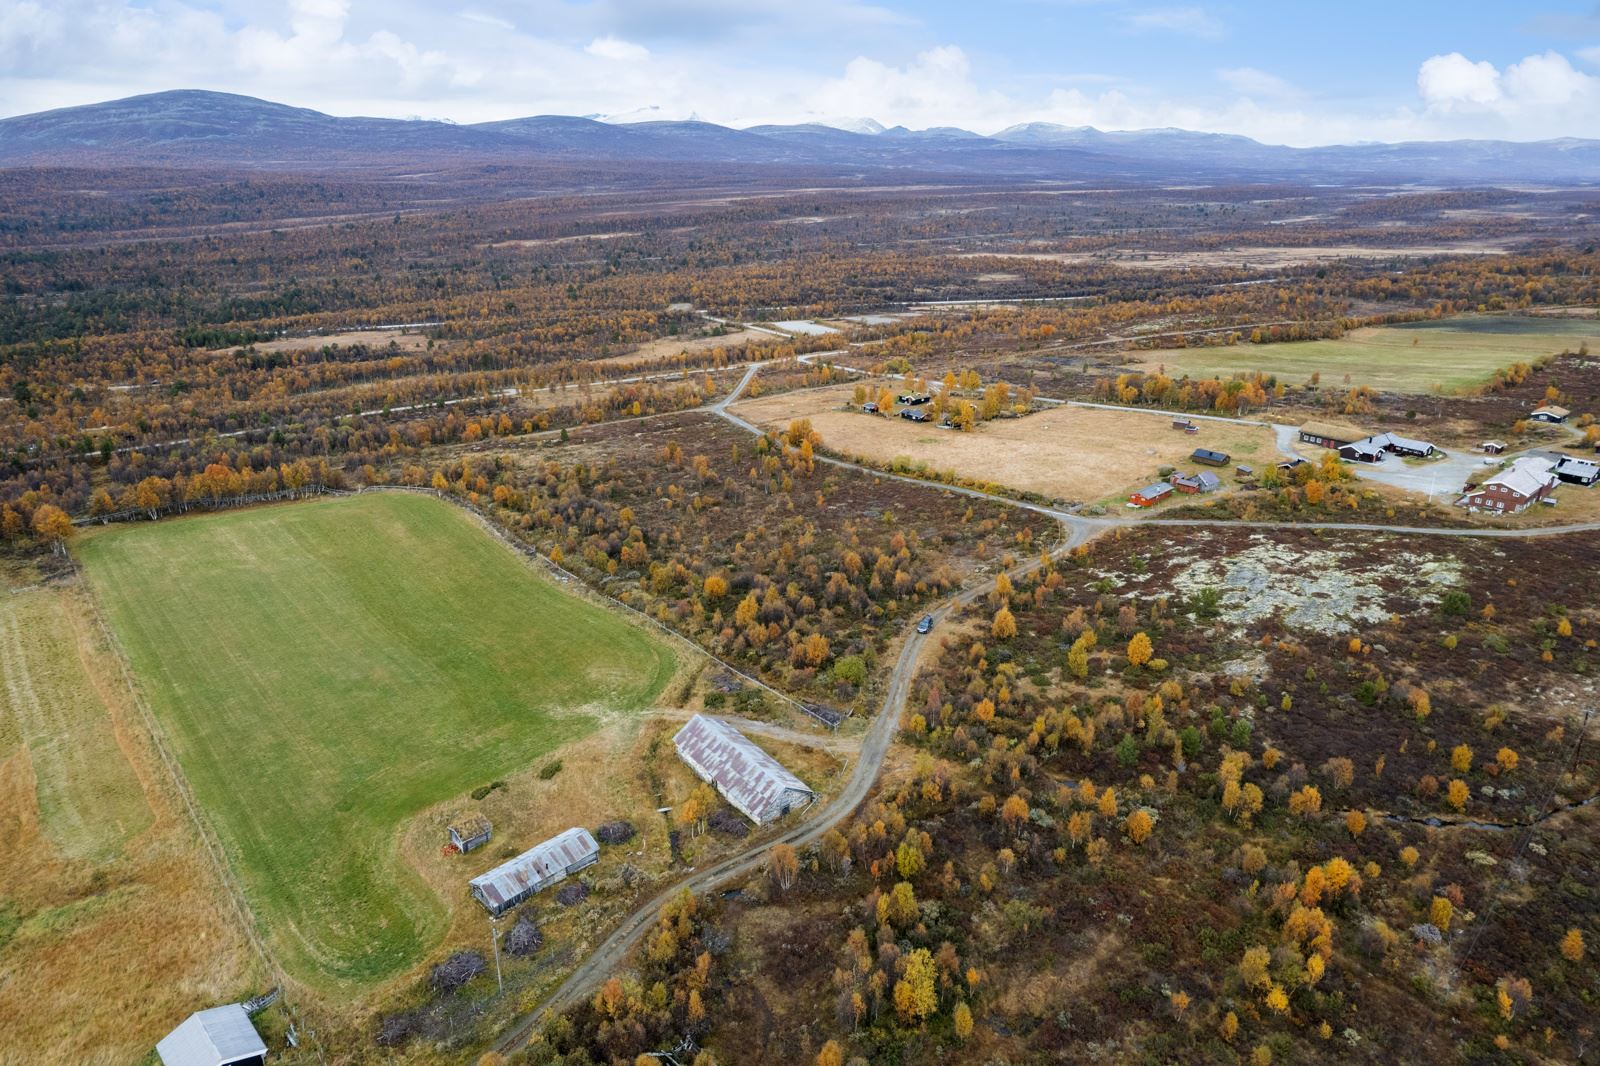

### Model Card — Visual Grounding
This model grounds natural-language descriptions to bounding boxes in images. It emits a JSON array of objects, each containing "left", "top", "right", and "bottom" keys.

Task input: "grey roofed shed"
[
  {"left": 673, "top": 714, "right": 816, "bottom": 826},
  {"left": 156, "top": 1004, "right": 267, "bottom": 1066},
  {"left": 469, "top": 827, "right": 600, "bottom": 915}
]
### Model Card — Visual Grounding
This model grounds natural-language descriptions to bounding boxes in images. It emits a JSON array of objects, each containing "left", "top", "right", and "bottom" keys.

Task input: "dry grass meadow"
[
  {"left": 0, "top": 578, "right": 259, "bottom": 1066},
  {"left": 731, "top": 383, "right": 1276, "bottom": 504}
]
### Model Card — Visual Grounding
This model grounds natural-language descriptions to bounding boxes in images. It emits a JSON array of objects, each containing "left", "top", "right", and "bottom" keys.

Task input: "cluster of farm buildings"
[
  {"left": 156, "top": 714, "right": 815, "bottom": 1064},
  {"left": 461, "top": 714, "right": 814, "bottom": 917}
]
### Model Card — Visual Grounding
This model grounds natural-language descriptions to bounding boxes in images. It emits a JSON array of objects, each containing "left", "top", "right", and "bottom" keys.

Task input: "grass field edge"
[{"left": 61, "top": 552, "right": 330, "bottom": 1051}]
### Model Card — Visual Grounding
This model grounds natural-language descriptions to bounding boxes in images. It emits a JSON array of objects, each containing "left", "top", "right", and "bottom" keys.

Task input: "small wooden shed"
[
  {"left": 1191, "top": 448, "right": 1230, "bottom": 467},
  {"left": 447, "top": 814, "right": 492, "bottom": 854}
]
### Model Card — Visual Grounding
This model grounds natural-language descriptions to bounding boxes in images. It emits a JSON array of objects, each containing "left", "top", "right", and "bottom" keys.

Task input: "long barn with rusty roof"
[
  {"left": 468, "top": 826, "right": 599, "bottom": 915},
  {"left": 673, "top": 714, "right": 816, "bottom": 826}
]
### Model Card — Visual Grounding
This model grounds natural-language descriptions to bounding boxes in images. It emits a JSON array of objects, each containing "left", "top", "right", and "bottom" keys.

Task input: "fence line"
[{"left": 67, "top": 557, "right": 328, "bottom": 1064}]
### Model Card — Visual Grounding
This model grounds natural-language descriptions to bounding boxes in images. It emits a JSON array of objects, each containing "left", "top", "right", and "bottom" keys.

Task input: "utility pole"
[{"left": 490, "top": 915, "right": 503, "bottom": 995}]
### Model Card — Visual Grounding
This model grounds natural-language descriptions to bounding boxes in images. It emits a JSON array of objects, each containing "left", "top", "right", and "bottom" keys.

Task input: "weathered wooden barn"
[
  {"left": 156, "top": 1004, "right": 267, "bottom": 1066},
  {"left": 468, "top": 827, "right": 600, "bottom": 916},
  {"left": 447, "top": 813, "right": 492, "bottom": 854},
  {"left": 673, "top": 714, "right": 815, "bottom": 826},
  {"left": 1191, "top": 448, "right": 1231, "bottom": 467}
]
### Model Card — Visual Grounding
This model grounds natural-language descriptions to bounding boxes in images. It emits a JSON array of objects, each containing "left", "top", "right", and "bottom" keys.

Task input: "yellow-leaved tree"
[
  {"left": 893, "top": 948, "right": 939, "bottom": 1022},
  {"left": 1127, "top": 631, "right": 1153, "bottom": 668},
  {"left": 953, "top": 1001, "right": 974, "bottom": 1040},
  {"left": 1125, "top": 809, "right": 1153, "bottom": 845}
]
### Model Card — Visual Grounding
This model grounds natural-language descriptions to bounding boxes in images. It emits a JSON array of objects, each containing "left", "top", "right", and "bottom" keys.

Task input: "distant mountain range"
[{"left": 3, "top": 89, "right": 1599, "bottom": 183}]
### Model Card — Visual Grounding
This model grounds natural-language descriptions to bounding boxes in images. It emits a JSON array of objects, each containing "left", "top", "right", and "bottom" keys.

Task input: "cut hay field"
[
  {"left": 731, "top": 383, "right": 1274, "bottom": 505},
  {"left": 1130, "top": 315, "right": 1600, "bottom": 393},
  {"left": 0, "top": 580, "right": 258, "bottom": 1065},
  {"left": 75, "top": 492, "right": 677, "bottom": 992}
]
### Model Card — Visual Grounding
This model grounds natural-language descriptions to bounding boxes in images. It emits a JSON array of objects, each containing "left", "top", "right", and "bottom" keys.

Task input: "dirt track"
[{"left": 493, "top": 350, "right": 1600, "bottom": 1055}]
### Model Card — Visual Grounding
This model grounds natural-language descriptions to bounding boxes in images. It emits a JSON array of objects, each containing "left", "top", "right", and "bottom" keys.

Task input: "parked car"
[{"left": 916, "top": 615, "right": 934, "bottom": 634}]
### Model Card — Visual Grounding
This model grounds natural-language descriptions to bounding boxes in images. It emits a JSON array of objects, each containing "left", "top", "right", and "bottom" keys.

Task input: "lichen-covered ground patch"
[{"left": 1105, "top": 533, "right": 1463, "bottom": 636}]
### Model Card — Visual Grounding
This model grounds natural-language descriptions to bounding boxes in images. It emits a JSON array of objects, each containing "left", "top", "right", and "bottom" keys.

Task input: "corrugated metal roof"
[
  {"left": 469, "top": 827, "right": 598, "bottom": 912},
  {"left": 156, "top": 1005, "right": 266, "bottom": 1066},
  {"left": 1132, "top": 482, "right": 1172, "bottom": 499},
  {"left": 673, "top": 715, "right": 814, "bottom": 825}
]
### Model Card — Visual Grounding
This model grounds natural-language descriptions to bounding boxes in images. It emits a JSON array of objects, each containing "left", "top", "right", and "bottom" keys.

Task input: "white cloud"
[
  {"left": 804, "top": 46, "right": 1017, "bottom": 130},
  {"left": 1415, "top": 49, "right": 1598, "bottom": 136},
  {"left": 1125, "top": 6, "right": 1224, "bottom": 40},
  {"left": 585, "top": 35, "right": 650, "bottom": 61},
  {"left": 1503, "top": 50, "right": 1593, "bottom": 105},
  {"left": 1217, "top": 67, "right": 1298, "bottom": 99},
  {"left": 1580, "top": 45, "right": 1600, "bottom": 65},
  {"left": 1418, "top": 52, "right": 1504, "bottom": 109}
]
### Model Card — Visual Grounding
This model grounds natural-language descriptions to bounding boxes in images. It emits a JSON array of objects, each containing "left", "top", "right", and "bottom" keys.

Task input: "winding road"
[{"left": 493, "top": 349, "right": 1600, "bottom": 1054}]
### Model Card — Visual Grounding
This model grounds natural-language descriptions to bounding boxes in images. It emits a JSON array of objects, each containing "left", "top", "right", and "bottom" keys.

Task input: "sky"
[{"left": 3, "top": 1, "right": 1600, "bottom": 144}]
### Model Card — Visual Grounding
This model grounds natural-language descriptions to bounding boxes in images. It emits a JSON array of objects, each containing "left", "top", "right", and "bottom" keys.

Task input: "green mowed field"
[
  {"left": 76, "top": 492, "right": 675, "bottom": 989},
  {"left": 1138, "top": 315, "right": 1600, "bottom": 393}
]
